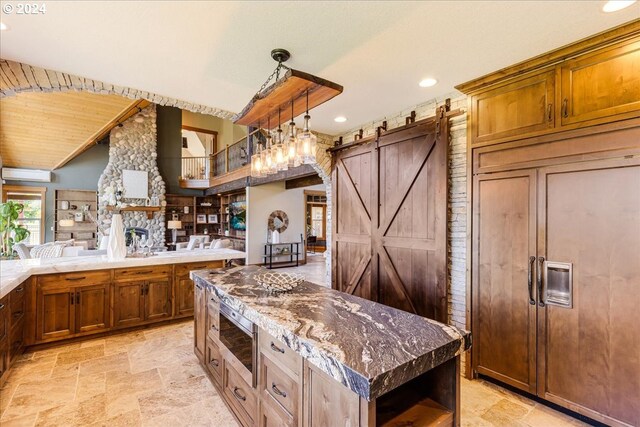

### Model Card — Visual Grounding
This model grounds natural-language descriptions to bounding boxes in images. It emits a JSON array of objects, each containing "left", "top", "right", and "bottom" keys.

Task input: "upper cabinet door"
[
  {"left": 471, "top": 71, "right": 555, "bottom": 145},
  {"left": 560, "top": 40, "right": 640, "bottom": 126}
]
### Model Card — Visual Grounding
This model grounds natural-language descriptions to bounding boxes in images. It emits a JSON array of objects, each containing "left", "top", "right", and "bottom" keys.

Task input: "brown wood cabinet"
[
  {"left": 175, "top": 261, "right": 225, "bottom": 318},
  {"left": 37, "top": 274, "right": 111, "bottom": 342},
  {"left": 0, "top": 282, "right": 29, "bottom": 386},
  {"left": 193, "top": 280, "right": 206, "bottom": 363},
  {"left": 113, "top": 266, "right": 172, "bottom": 329},
  {"left": 458, "top": 22, "right": 640, "bottom": 147},
  {"left": 113, "top": 281, "right": 145, "bottom": 328},
  {"left": 460, "top": 22, "right": 640, "bottom": 427},
  {"left": 470, "top": 70, "right": 555, "bottom": 144},
  {"left": 469, "top": 130, "right": 640, "bottom": 426},
  {"left": 559, "top": 39, "right": 640, "bottom": 127}
]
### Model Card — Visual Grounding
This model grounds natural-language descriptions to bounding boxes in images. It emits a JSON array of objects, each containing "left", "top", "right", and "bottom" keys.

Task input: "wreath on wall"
[{"left": 268, "top": 210, "right": 289, "bottom": 233}]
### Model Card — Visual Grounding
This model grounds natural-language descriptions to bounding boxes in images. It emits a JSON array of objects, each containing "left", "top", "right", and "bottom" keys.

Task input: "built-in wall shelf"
[
  {"left": 55, "top": 189, "right": 98, "bottom": 249},
  {"left": 105, "top": 206, "right": 161, "bottom": 219}
]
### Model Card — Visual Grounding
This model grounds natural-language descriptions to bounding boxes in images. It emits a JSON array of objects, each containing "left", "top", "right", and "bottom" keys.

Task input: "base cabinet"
[
  {"left": 197, "top": 294, "right": 459, "bottom": 427},
  {"left": 0, "top": 283, "right": 29, "bottom": 386}
]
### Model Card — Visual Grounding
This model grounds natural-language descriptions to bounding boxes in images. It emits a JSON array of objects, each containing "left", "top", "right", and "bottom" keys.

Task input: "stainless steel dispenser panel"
[{"left": 544, "top": 261, "right": 573, "bottom": 308}]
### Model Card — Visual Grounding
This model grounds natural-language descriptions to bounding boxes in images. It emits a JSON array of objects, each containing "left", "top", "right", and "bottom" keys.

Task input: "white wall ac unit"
[{"left": 1, "top": 167, "right": 52, "bottom": 182}]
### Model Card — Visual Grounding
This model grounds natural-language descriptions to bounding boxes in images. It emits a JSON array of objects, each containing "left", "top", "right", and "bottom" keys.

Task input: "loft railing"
[
  {"left": 181, "top": 156, "right": 211, "bottom": 180},
  {"left": 180, "top": 129, "right": 262, "bottom": 182}
]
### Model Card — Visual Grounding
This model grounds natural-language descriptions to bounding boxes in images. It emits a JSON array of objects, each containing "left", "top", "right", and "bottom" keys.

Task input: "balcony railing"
[
  {"left": 181, "top": 156, "right": 211, "bottom": 180},
  {"left": 211, "top": 134, "right": 251, "bottom": 176},
  {"left": 180, "top": 129, "right": 263, "bottom": 188}
]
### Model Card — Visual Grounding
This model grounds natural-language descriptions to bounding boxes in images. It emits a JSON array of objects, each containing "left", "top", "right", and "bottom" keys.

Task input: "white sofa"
[{"left": 175, "top": 235, "right": 232, "bottom": 251}]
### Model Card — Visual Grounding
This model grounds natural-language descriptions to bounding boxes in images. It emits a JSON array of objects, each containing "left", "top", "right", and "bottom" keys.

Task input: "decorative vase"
[
  {"left": 107, "top": 214, "right": 127, "bottom": 260},
  {"left": 272, "top": 230, "right": 280, "bottom": 244}
]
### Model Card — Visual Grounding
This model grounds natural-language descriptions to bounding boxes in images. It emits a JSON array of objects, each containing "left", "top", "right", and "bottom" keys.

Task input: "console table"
[{"left": 262, "top": 242, "right": 301, "bottom": 269}]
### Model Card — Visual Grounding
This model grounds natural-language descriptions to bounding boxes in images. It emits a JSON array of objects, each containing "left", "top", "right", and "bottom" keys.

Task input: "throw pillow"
[
  {"left": 208, "top": 239, "right": 220, "bottom": 249},
  {"left": 30, "top": 243, "right": 66, "bottom": 259},
  {"left": 214, "top": 239, "right": 231, "bottom": 249},
  {"left": 54, "top": 238, "right": 75, "bottom": 246},
  {"left": 13, "top": 243, "right": 31, "bottom": 259},
  {"left": 186, "top": 238, "right": 202, "bottom": 251}
]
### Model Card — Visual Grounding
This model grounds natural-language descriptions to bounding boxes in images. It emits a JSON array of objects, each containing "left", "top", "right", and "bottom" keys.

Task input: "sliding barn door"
[
  {"left": 332, "top": 144, "right": 374, "bottom": 301},
  {"left": 333, "top": 118, "right": 448, "bottom": 322}
]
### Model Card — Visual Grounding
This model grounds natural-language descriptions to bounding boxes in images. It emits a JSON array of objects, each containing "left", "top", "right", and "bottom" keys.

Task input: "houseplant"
[{"left": 0, "top": 201, "right": 31, "bottom": 258}]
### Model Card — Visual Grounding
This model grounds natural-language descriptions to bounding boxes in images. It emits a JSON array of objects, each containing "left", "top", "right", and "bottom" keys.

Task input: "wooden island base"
[{"left": 194, "top": 268, "right": 465, "bottom": 427}]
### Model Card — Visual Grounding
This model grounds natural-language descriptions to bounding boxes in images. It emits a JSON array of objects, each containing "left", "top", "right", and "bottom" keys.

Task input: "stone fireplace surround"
[{"left": 97, "top": 105, "right": 167, "bottom": 247}]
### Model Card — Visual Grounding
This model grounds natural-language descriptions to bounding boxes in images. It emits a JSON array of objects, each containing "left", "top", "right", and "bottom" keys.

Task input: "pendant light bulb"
[{"left": 296, "top": 91, "right": 317, "bottom": 164}]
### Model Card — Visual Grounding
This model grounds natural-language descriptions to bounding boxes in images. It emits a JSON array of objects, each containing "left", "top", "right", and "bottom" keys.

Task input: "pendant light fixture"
[
  {"left": 262, "top": 116, "right": 277, "bottom": 175},
  {"left": 296, "top": 90, "right": 317, "bottom": 164},
  {"left": 250, "top": 120, "right": 264, "bottom": 178},
  {"left": 286, "top": 99, "right": 299, "bottom": 167},
  {"left": 273, "top": 107, "right": 288, "bottom": 171}
]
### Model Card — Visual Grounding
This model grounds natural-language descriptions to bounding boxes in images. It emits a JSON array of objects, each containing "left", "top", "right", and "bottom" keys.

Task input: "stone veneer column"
[{"left": 97, "top": 105, "right": 167, "bottom": 246}]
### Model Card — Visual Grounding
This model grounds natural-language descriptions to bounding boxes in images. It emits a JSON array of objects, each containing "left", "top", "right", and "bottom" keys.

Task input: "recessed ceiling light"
[
  {"left": 419, "top": 78, "right": 438, "bottom": 88},
  {"left": 0, "top": 23, "right": 8, "bottom": 31},
  {"left": 602, "top": 0, "right": 636, "bottom": 12},
  {"left": 334, "top": 116, "right": 347, "bottom": 123}
]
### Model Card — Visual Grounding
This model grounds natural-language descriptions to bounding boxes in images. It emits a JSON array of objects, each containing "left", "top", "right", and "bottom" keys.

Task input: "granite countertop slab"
[
  {"left": 0, "top": 249, "right": 245, "bottom": 299},
  {"left": 192, "top": 265, "right": 471, "bottom": 401}
]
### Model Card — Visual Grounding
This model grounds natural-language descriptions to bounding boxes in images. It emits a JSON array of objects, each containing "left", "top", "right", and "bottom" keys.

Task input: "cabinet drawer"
[
  {"left": 0, "top": 296, "right": 9, "bottom": 342},
  {"left": 175, "top": 261, "right": 224, "bottom": 276},
  {"left": 259, "top": 330, "right": 301, "bottom": 378},
  {"left": 38, "top": 270, "right": 111, "bottom": 287},
  {"left": 114, "top": 265, "right": 171, "bottom": 281},
  {"left": 205, "top": 337, "right": 223, "bottom": 384},
  {"left": 9, "top": 290, "right": 26, "bottom": 327},
  {"left": 259, "top": 394, "right": 294, "bottom": 427},
  {"left": 261, "top": 353, "right": 299, "bottom": 418},
  {"left": 224, "top": 361, "right": 257, "bottom": 425},
  {"left": 9, "top": 318, "right": 24, "bottom": 362}
]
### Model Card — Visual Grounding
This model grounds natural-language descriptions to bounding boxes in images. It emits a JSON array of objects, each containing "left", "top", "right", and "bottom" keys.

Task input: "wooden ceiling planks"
[
  {"left": 233, "top": 68, "right": 343, "bottom": 127},
  {"left": 0, "top": 91, "right": 144, "bottom": 170}
]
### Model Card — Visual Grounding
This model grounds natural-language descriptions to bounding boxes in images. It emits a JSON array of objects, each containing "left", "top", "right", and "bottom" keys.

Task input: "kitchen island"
[
  {"left": 0, "top": 249, "right": 245, "bottom": 386},
  {"left": 192, "top": 265, "right": 471, "bottom": 427}
]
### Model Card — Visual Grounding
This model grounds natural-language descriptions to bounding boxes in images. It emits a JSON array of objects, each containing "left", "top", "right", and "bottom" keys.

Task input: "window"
[{"left": 2, "top": 186, "right": 46, "bottom": 245}]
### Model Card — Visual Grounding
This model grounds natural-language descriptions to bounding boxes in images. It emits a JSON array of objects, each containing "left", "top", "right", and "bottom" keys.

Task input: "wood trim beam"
[{"left": 344, "top": 253, "right": 371, "bottom": 295}]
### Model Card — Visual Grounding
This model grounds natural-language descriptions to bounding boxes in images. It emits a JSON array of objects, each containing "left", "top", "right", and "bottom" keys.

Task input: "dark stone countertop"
[{"left": 192, "top": 265, "right": 471, "bottom": 401}]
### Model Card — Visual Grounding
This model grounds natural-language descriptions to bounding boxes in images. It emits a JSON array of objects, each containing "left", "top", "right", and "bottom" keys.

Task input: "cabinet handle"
[
  {"left": 561, "top": 98, "right": 568, "bottom": 118},
  {"left": 547, "top": 104, "right": 553, "bottom": 122},
  {"left": 537, "top": 257, "right": 545, "bottom": 307},
  {"left": 143, "top": 284, "right": 148, "bottom": 296},
  {"left": 65, "top": 276, "right": 86, "bottom": 281},
  {"left": 210, "top": 359, "right": 219, "bottom": 367},
  {"left": 211, "top": 324, "right": 219, "bottom": 332},
  {"left": 15, "top": 287, "right": 24, "bottom": 293},
  {"left": 270, "top": 342, "right": 285, "bottom": 354},
  {"left": 195, "top": 283, "right": 203, "bottom": 290},
  {"left": 527, "top": 256, "right": 536, "bottom": 305},
  {"left": 136, "top": 270, "right": 153, "bottom": 275},
  {"left": 70, "top": 293, "right": 75, "bottom": 305},
  {"left": 271, "top": 382, "right": 287, "bottom": 398},
  {"left": 76, "top": 293, "right": 81, "bottom": 305},
  {"left": 232, "top": 386, "right": 247, "bottom": 402},
  {"left": 0, "top": 303, "right": 4, "bottom": 310}
]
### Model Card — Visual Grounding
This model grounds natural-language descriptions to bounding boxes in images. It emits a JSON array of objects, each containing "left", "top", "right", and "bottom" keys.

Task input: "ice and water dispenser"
[{"left": 544, "top": 261, "right": 573, "bottom": 308}]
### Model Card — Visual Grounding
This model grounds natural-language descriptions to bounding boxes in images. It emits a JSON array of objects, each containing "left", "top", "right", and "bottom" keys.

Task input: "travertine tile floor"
[{"left": 0, "top": 321, "right": 588, "bottom": 427}]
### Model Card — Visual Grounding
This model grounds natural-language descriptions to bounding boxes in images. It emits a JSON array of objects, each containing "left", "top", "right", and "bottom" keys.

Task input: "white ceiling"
[{"left": 1, "top": 1, "right": 638, "bottom": 134}]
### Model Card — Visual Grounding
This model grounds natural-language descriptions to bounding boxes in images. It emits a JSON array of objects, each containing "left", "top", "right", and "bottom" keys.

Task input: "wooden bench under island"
[{"left": 192, "top": 266, "right": 471, "bottom": 427}]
